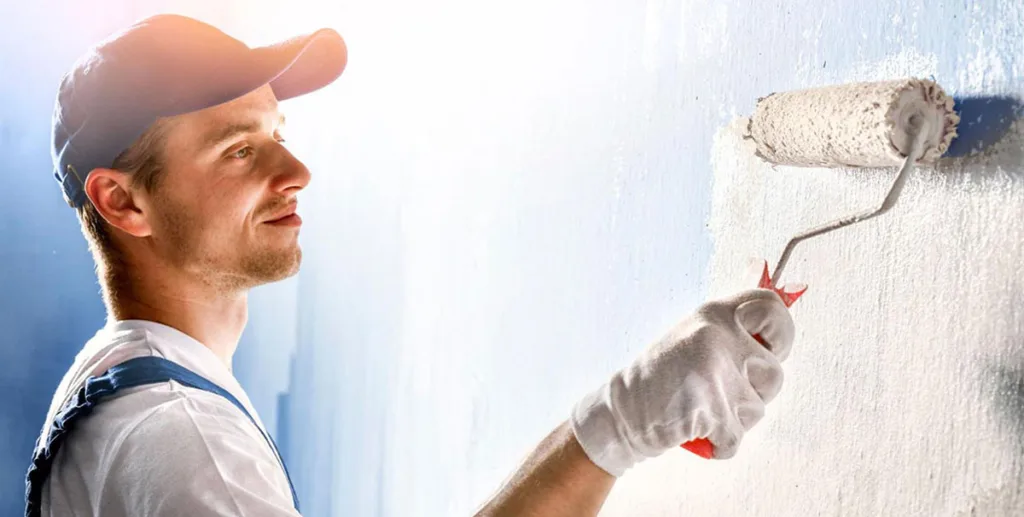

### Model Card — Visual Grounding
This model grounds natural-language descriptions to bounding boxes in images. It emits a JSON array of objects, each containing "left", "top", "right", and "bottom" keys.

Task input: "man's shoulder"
[
  {"left": 49, "top": 375, "right": 296, "bottom": 516},
  {"left": 55, "top": 325, "right": 168, "bottom": 403},
  {"left": 81, "top": 379, "right": 262, "bottom": 449},
  {"left": 48, "top": 321, "right": 243, "bottom": 434},
  {"left": 41, "top": 324, "right": 297, "bottom": 516},
  {"left": 50, "top": 321, "right": 265, "bottom": 462}
]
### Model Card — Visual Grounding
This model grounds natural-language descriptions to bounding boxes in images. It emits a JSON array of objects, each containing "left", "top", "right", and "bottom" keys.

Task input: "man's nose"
[{"left": 269, "top": 144, "right": 311, "bottom": 195}]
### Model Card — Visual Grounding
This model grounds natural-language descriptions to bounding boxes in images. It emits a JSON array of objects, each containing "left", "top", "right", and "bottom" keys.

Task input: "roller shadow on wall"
[
  {"left": 946, "top": 95, "right": 1024, "bottom": 161},
  {"left": 970, "top": 360, "right": 1024, "bottom": 514},
  {"left": 955, "top": 95, "right": 1024, "bottom": 459},
  {"left": 954, "top": 94, "right": 1024, "bottom": 515},
  {"left": 989, "top": 361, "right": 1024, "bottom": 455}
]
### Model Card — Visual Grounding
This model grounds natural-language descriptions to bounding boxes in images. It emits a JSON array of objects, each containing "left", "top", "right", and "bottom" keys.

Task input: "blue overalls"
[{"left": 25, "top": 356, "right": 299, "bottom": 516}]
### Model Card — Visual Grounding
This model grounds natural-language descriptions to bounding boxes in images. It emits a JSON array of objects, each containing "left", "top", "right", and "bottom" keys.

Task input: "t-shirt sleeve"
[{"left": 98, "top": 389, "right": 301, "bottom": 517}]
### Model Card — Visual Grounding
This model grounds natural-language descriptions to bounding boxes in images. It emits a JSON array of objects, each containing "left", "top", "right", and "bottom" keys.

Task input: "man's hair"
[{"left": 76, "top": 120, "right": 169, "bottom": 304}]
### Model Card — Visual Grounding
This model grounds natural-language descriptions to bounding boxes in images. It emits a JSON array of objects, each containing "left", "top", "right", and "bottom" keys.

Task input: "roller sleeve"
[{"left": 746, "top": 79, "right": 959, "bottom": 167}]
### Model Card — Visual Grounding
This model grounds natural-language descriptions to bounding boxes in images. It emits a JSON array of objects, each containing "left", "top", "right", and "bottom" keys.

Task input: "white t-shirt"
[{"left": 35, "top": 319, "right": 300, "bottom": 516}]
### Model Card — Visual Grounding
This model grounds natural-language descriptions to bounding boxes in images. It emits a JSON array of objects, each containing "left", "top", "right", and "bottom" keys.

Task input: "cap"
[{"left": 51, "top": 14, "right": 348, "bottom": 208}]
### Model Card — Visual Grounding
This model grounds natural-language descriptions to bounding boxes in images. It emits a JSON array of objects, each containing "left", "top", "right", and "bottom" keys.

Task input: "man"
[{"left": 30, "top": 13, "right": 797, "bottom": 517}]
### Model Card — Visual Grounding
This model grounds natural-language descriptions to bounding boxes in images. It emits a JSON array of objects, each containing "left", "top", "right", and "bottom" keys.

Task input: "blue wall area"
[{"left": 1, "top": 6, "right": 111, "bottom": 515}]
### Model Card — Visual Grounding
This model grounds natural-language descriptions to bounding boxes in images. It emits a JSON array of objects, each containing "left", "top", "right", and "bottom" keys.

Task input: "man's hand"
[
  {"left": 476, "top": 288, "right": 795, "bottom": 516},
  {"left": 572, "top": 288, "right": 795, "bottom": 476}
]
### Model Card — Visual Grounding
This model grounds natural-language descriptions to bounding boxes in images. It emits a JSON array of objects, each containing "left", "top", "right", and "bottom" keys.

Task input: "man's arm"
[
  {"left": 475, "top": 421, "right": 614, "bottom": 517},
  {"left": 476, "top": 288, "right": 797, "bottom": 516}
]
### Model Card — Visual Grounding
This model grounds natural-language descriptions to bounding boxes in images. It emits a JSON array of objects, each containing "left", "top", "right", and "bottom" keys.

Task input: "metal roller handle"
[{"left": 770, "top": 116, "right": 931, "bottom": 286}]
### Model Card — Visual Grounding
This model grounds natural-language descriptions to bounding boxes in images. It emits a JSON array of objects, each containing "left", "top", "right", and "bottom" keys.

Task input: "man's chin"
[{"left": 243, "top": 247, "right": 303, "bottom": 285}]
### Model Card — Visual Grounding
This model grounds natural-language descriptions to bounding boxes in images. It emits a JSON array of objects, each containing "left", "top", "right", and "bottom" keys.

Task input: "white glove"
[{"left": 570, "top": 288, "right": 796, "bottom": 477}]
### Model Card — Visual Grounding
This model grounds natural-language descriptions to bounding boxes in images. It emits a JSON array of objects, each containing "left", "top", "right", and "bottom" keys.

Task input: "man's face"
[{"left": 142, "top": 84, "right": 310, "bottom": 290}]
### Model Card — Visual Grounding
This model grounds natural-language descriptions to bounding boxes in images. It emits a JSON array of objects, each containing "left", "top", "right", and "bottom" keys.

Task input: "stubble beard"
[{"left": 160, "top": 201, "right": 304, "bottom": 293}]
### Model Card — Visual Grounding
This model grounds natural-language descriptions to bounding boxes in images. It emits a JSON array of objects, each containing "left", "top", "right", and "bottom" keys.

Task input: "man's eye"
[{"left": 233, "top": 146, "right": 253, "bottom": 159}]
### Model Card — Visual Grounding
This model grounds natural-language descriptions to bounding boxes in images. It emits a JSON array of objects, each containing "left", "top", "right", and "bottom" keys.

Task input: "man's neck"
[{"left": 108, "top": 271, "right": 248, "bottom": 370}]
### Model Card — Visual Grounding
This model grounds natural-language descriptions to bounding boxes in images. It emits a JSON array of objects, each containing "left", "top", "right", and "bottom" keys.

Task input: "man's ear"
[{"left": 83, "top": 168, "right": 153, "bottom": 238}]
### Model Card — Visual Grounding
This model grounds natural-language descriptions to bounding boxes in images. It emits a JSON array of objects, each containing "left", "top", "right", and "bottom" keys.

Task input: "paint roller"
[{"left": 681, "top": 78, "right": 960, "bottom": 459}]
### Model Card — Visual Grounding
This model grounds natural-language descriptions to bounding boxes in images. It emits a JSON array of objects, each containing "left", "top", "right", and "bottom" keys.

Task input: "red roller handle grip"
[
  {"left": 681, "top": 437, "right": 716, "bottom": 459},
  {"left": 680, "top": 261, "right": 805, "bottom": 459}
]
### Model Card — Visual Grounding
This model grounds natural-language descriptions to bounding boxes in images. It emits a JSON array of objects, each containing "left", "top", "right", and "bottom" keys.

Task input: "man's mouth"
[
  {"left": 265, "top": 213, "right": 302, "bottom": 227},
  {"left": 264, "top": 203, "right": 302, "bottom": 227}
]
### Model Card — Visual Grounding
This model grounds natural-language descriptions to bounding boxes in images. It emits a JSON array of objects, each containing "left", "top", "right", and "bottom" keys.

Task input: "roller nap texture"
[{"left": 747, "top": 79, "right": 960, "bottom": 167}]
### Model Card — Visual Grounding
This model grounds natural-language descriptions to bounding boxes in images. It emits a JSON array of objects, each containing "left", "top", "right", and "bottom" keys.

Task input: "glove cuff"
[{"left": 570, "top": 379, "right": 635, "bottom": 477}]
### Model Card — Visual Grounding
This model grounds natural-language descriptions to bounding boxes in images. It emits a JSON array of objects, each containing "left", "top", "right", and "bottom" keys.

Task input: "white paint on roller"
[
  {"left": 747, "top": 79, "right": 959, "bottom": 167},
  {"left": 600, "top": 118, "right": 1024, "bottom": 516}
]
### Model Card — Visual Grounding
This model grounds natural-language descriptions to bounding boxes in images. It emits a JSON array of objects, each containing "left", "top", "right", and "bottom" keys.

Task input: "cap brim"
[{"left": 255, "top": 28, "right": 348, "bottom": 101}]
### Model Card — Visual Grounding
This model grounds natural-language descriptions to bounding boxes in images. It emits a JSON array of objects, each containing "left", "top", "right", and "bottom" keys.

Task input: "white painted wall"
[{"left": 601, "top": 117, "right": 1024, "bottom": 516}]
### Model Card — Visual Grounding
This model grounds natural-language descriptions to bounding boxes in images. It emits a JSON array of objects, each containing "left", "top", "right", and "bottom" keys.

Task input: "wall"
[
  {"left": 286, "top": 1, "right": 1020, "bottom": 515},
  {"left": 604, "top": 118, "right": 1024, "bottom": 515},
  {"left": 599, "top": 2, "right": 1024, "bottom": 515},
  {"left": 274, "top": 1, "right": 715, "bottom": 513}
]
